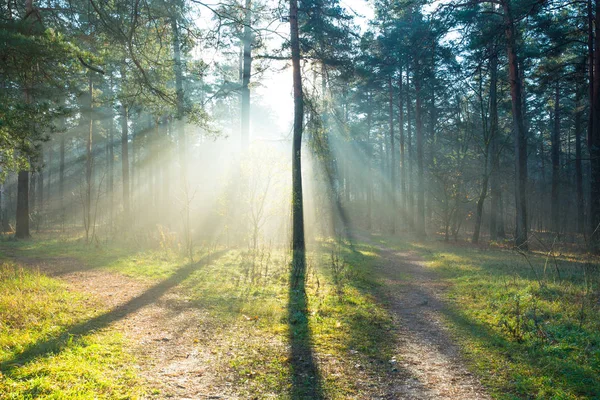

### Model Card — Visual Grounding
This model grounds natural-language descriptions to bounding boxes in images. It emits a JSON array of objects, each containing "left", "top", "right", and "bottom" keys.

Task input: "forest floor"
[
  {"left": 368, "top": 241, "right": 489, "bottom": 399},
  {"left": 1, "top": 232, "right": 598, "bottom": 399}
]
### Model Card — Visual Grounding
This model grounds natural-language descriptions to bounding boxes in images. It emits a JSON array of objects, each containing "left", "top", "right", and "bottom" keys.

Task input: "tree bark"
[
  {"left": 398, "top": 65, "right": 406, "bottom": 217},
  {"left": 503, "top": 0, "right": 528, "bottom": 249},
  {"left": 47, "top": 147, "right": 52, "bottom": 211},
  {"left": 472, "top": 61, "right": 493, "bottom": 244},
  {"left": 38, "top": 152, "right": 43, "bottom": 215},
  {"left": 290, "top": 0, "right": 306, "bottom": 278},
  {"left": 575, "top": 63, "right": 585, "bottom": 234},
  {"left": 30, "top": 170, "right": 36, "bottom": 214},
  {"left": 17, "top": 0, "right": 34, "bottom": 238},
  {"left": 108, "top": 76, "right": 115, "bottom": 231},
  {"left": 489, "top": 45, "right": 500, "bottom": 241},
  {"left": 0, "top": 183, "right": 9, "bottom": 232},
  {"left": 172, "top": 18, "right": 185, "bottom": 119},
  {"left": 85, "top": 74, "right": 93, "bottom": 243},
  {"left": 415, "top": 69, "right": 426, "bottom": 237},
  {"left": 366, "top": 99, "right": 373, "bottom": 231},
  {"left": 589, "top": 0, "right": 600, "bottom": 251},
  {"left": 121, "top": 103, "right": 130, "bottom": 219},
  {"left": 388, "top": 75, "right": 396, "bottom": 234},
  {"left": 406, "top": 69, "right": 415, "bottom": 228},
  {"left": 16, "top": 171, "right": 30, "bottom": 238},
  {"left": 551, "top": 80, "right": 560, "bottom": 234},
  {"left": 59, "top": 134, "right": 65, "bottom": 227}
]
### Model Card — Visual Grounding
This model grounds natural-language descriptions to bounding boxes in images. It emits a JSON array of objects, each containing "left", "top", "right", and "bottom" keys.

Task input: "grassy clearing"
[
  {"left": 1, "top": 233, "right": 398, "bottom": 398},
  {"left": 0, "top": 231, "right": 185, "bottom": 280},
  {"left": 380, "top": 235, "right": 600, "bottom": 400},
  {"left": 172, "top": 241, "right": 397, "bottom": 398},
  {"left": 0, "top": 262, "right": 144, "bottom": 399},
  {"left": 4, "top": 231, "right": 599, "bottom": 398}
]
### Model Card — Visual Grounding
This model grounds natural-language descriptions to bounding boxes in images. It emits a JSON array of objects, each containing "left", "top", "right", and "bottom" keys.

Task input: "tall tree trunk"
[
  {"left": 16, "top": 171, "right": 30, "bottom": 238},
  {"left": 388, "top": 76, "right": 396, "bottom": 234},
  {"left": 590, "top": 0, "right": 600, "bottom": 251},
  {"left": 121, "top": 103, "right": 130, "bottom": 219},
  {"left": 489, "top": 46, "right": 500, "bottom": 241},
  {"left": 108, "top": 114, "right": 114, "bottom": 230},
  {"left": 366, "top": 91, "right": 373, "bottom": 231},
  {"left": 551, "top": 80, "right": 561, "bottom": 234},
  {"left": 498, "top": 190, "right": 506, "bottom": 238},
  {"left": 38, "top": 153, "right": 43, "bottom": 213},
  {"left": 172, "top": 19, "right": 185, "bottom": 119},
  {"left": 575, "top": 63, "right": 585, "bottom": 234},
  {"left": 241, "top": 0, "right": 252, "bottom": 150},
  {"left": 539, "top": 134, "right": 546, "bottom": 232},
  {"left": 152, "top": 120, "right": 159, "bottom": 218},
  {"left": 472, "top": 62, "right": 491, "bottom": 244},
  {"left": 30, "top": 170, "right": 36, "bottom": 214},
  {"left": 427, "top": 45, "right": 437, "bottom": 227},
  {"left": 472, "top": 169, "right": 489, "bottom": 243},
  {"left": 0, "top": 187, "right": 3, "bottom": 231},
  {"left": 107, "top": 76, "right": 115, "bottom": 232},
  {"left": 398, "top": 66, "right": 406, "bottom": 216},
  {"left": 290, "top": 0, "right": 305, "bottom": 278},
  {"left": 406, "top": 69, "right": 414, "bottom": 228},
  {"left": 59, "top": 134, "right": 65, "bottom": 227},
  {"left": 415, "top": 69, "right": 426, "bottom": 237},
  {"left": 85, "top": 75, "right": 93, "bottom": 243},
  {"left": 503, "top": 0, "right": 528, "bottom": 249},
  {"left": 17, "top": 0, "right": 34, "bottom": 239},
  {"left": 0, "top": 184, "right": 8, "bottom": 232},
  {"left": 47, "top": 146, "right": 52, "bottom": 212}
]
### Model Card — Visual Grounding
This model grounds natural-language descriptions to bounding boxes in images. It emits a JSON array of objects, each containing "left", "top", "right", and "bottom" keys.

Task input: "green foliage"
[{"left": 0, "top": 21, "right": 77, "bottom": 176}]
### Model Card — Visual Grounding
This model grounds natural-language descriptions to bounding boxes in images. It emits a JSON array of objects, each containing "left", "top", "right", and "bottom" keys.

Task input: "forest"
[{"left": 1, "top": 0, "right": 600, "bottom": 398}]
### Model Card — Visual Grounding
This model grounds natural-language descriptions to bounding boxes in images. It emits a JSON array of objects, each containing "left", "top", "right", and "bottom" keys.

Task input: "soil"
[
  {"left": 12, "top": 256, "right": 237, "bottom": 399},
  {"left": 371, "top": 242, "right": 490, "bottom": 399}
]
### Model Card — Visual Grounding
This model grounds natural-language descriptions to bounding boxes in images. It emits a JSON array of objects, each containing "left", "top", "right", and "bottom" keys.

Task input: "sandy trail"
[
  {"left": 12, "top": 256, "right": 236, "bottom": 399},
  {"left": 369, "top": 242, "right": 490, "bottom": 399}
]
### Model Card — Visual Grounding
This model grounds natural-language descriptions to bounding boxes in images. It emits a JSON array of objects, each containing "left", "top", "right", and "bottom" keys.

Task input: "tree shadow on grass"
[
  {"left": 1, "top": 251, "right": 226, "bottom": 375},
  {"left": 437, "top": 295, "right": 600, "bottom": 398},
  {"left": 363, "top": 236, "right": 600, "bottom": 398},
  {"left": 288, "top": 251, "right": 324, "bottom": 399}
]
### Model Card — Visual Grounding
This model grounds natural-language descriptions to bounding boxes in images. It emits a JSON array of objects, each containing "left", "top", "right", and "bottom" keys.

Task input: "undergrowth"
[{"left": 413, "top": 242, "right": 600, "bottom": 400}]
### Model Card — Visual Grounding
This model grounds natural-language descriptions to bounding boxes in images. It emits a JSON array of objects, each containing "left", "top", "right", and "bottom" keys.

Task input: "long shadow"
[
  {"left": 412, "top": 280, "right": 600, "bottom": 397},
  {"left": 288, "top": 251, "right": 324, "bottom": 399},
  {"left": 365, "top": 238, "right": 600, "bottom": 398},
  {"left": 1, "top": 251, "right": 226, "bottom": 374},
  {"left": 313, "top": 237, "right": 433, "bottom": 397}
]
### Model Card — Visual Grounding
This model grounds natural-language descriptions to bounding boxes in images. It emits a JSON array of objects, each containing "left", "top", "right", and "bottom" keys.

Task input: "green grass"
[
  {"left": 0, "top": 231, "right": 186, "bottom": 280},
  {"left": 168, "top": 242, "right": 397, "bottom": 398},
  {"left": 11, "top": 231, "right": 597, "bottom": 398},
  {"left": 0, "top": 233, "right": 399, "bottom": 399},
  {"left": 381, "top": 237, "right": 600, "bottom": 400},
  {"left": 0, "top": 262, "right": 145, "bottom": 399}
]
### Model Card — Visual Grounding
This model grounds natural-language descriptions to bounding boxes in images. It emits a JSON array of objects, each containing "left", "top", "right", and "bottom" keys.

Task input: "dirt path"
[
  {"left": 9, "top": 246, "right": 489, "bottom": 399},
  {"left": 12, "top": 257, "right": 236, "bottom": 400},
  {"left": 371, "top": 243, "right": 490, "bottom": 399}
]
